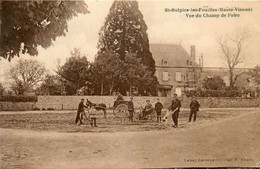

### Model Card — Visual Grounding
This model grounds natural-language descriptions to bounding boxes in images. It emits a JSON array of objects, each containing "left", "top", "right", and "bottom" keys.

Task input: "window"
[
  {"left": 163, "top": 60, "right": 168, "bottom": 66},
  {"left": 162, "top": 71, "right": 169, "bottom": 81},
  {"left": 176, "top": 72, "right": 182, "bottom": 82}
]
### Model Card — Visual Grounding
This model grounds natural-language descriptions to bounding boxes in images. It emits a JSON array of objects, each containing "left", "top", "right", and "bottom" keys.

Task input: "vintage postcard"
[{"left": 0, "top": 0, "right": 259, "bottom": 168}]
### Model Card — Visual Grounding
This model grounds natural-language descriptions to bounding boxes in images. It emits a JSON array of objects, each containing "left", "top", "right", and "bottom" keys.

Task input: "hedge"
[{"left": 0, "top": 95, "right": 37, "bottom": 102}]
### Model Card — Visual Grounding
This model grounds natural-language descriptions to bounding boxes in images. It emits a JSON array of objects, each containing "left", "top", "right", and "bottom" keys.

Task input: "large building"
[{"left": 150, "top": 44, "right": 202, "bottom": 97}]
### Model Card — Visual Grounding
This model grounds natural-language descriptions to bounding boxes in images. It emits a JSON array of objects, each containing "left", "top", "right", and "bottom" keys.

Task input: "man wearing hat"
[
  {"left": 189, "top": 96, "right": 200, "bottom": 122},
  {"left": 155, "top": 98, "right": 163, "bottom": 123},
  {"left": 142, "top": 100, "right": 153, "bottom": 119},
  {"left": 128, "top": 97, "right": 134, "bottom": 122},
  {"left": 169, "top": 94, "right": 181, "bottom": 128},
  {"left": 75, "top": 98, "right": 88, "bottom": 125}
]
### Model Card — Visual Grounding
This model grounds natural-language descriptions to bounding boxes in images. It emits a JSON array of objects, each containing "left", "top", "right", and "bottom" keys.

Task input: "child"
[
  {"left": 155, "top": 98, "right": 163, "bottom": 123},
  {"left": 89, "top": 105, "right": 98, "bottom": 127}
]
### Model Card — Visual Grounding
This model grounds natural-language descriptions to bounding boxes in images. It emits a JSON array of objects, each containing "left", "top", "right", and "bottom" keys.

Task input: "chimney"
[{"left": 190, "top": 45, "right": 195, "bottom": 62}]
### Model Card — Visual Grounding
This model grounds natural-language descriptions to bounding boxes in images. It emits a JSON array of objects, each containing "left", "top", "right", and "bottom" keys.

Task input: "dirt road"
[{"left": 1, "top": 110, "right": 259, "bottom": 168}]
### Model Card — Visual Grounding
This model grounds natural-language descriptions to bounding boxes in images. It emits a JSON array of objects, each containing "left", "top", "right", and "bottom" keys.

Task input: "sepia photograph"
[{"left": 0, "top": 0, "right": 259, "bottom": 168}]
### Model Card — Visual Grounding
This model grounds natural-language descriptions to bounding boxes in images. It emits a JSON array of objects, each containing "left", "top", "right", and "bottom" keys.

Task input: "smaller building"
[{"left": 150, "top": 44, "right": 202, "bottom": 97}]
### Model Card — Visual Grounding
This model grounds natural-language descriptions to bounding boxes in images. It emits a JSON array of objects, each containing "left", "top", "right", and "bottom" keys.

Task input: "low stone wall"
[
  {"left": 36, "top": 96, "right": 170, "bottom": 110},
  {"left": 36, "top": 95, "right": 260, "bottom": 110},
  {"left": 0, "top": 102, "right": 36, "bottom": 111},
  {"left": 180, "top": 97, "right": 260, "bottom": 108}
]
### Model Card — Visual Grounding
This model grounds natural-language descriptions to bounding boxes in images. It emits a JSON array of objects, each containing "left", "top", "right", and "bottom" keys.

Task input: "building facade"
[{"left": 150, "top": 44, "right": 202, "bottom": 97}]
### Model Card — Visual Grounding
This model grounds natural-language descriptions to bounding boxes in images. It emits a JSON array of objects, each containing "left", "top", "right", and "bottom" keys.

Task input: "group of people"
[
  {"left": 140, "top": 94, "right": 200, "bottom": 127},
  {"left": 75, "top": 93, "right": 201, "bottom": 128},
  {"left": 75, "top": 98, "right": 98, "bottom": 126}
]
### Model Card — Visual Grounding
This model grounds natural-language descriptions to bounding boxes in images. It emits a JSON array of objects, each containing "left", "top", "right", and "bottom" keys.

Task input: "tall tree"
[
  {"left": 92, "top": 50, "right": 125, "bottom": 95},
  {"left": 97, "top": 0, "right": 155, "bottom": 74},
  {"left": 6, "top": 59, "right": 46, "bottom": 95},
  {"left": 0, "top": 1, "right": 89, "bottom": 61},
  {"left": 219, "top": 30, "right": 249, "bottom": 88},
  {"left": 92, "top": 51, "right": 158, "bottom": 96},
  {"left": 57, "top": 48, "right": 91, "bottom": 95},
  {"left": 123, "top": 53, "right": 157, "bottom": 96},
  {"left": 37, "top": 74, "right": 63, "bottom": 95}
]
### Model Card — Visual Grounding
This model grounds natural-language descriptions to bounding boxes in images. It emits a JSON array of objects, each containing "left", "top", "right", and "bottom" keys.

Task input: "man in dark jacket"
[
  {"left": 142, "top": 100, "right": 153, "bottom": 119},
  {"left": 189, "top": 97, "right": 200, "bottom": 122},
  {"left": 128, "top": 97, "right": 134, "bottom": 122},
  {"left": 155, "top": 98, "right": 163, "bottom": 123},
  {"left": 169, "top": 94, "right": 181, "bottom": 128},
  {"left": 75, "top": 99, "right": 88, "bottom": 125}
]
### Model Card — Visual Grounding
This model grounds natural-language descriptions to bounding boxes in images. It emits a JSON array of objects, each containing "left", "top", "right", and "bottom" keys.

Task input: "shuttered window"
[
  {"left": 162, "top": 71, "right": 169, "bottom": 81},
  {"left": 176, "top": 72, "right": 182, "bottom": 82}
]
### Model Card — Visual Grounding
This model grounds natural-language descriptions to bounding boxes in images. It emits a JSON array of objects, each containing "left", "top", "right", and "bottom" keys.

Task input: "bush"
[{"left": 0, "top": 95, "right": 37, "bottom": 102}]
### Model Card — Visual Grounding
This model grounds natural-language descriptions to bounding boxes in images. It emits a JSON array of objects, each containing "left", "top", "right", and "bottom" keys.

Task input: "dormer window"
[{"left": 163, "top": 60, "right": 168, "bottom": 66}]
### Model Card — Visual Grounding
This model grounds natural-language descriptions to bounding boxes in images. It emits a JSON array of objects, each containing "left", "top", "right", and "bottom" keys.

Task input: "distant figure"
[
  {"left": 155, "top": 98, "right": 163, "bottom": 123},
  {"left": 89, "top": 105, "right": 98, "bottom": 127},
  {"left": 169, "top": 94, "right": 181, "bottom": 128},
  {"left": 128, "top": 97, "right": 134, "bottom": 122},
  {"left": 75, "top": 99, "right": 88, "bottom": 125},
  {"left": 116, "top": 92, "right": 124, "bottom": 102},
  {"left": 189, "top": 97, "right": 200, "bottom": 122},
  {"left": 142, "top": 100, "right": 154, "bottom": 118}
]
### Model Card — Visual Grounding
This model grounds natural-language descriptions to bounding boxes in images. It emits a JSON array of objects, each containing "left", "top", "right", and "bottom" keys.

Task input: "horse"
[{"left": 86, "top": 99, "right": 107, "bottom": 118}]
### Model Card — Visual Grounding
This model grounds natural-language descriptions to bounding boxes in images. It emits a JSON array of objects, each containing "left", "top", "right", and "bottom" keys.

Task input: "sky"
[{"left": 0, "top": 1, "right": 260, "bottom": 85}]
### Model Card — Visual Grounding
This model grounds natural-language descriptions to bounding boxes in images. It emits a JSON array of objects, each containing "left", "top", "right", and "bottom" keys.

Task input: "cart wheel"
[{"left": 113, "top": 104, "right": 129, "bottom": 118}]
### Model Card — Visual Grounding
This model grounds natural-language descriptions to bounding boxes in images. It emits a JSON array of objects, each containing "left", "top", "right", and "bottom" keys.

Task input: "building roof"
[{"left": 150, "top": 43, "right": 197, "bottom": 67}]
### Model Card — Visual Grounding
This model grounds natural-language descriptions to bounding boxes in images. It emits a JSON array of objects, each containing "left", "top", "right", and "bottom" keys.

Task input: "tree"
[
  {"left": 37, "top": 74, "right": 63, "bottom": 95},
  {"left": 202, "top": 76, "right": 226, "bottom": 90},
  {"left": 97, "top": 0, "right": 155, "bottom": 74},
  {"left": 92, "top": 51, "right": 158, "bottom": 96},
  {"left": 250, "top": 65, "right": 260, "bottom": 84},
  {"left": 6, "top": 59, "right": 46, "bottom": 95},
  {"left": 92, "top": 50, "right": 125, "bottom": 95},
  {"left": 123, "top": 53, "right": 158, "bottom": 96},
  {"left": 219, "top": 30, "right": 249, "bottom": 88},
  {"left": 57, "top": 48, "right": 91, "bottom": 95},
  {"left": 0, "top": 83, "right": 4, "bottom": 95},
  {"left": 0, "top": 1, "right": 89, "bottom": 61}
]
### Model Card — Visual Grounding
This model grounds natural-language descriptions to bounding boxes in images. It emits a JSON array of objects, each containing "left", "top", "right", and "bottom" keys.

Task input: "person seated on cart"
[
  {"left": 114, "top": 92, "right": 124, "bottom": 107},
  {"left": 142, "top": 100, "right": 154, "bottom": 119}
]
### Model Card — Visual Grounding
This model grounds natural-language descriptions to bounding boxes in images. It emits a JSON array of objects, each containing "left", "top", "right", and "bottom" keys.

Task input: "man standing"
[
  {"left": 75, "top": 98, "right": 88, "bottom": 125},
  {"left": 169, "top": 94, "right": 181, "bottom": 128},
  {"left": 155, "top": 98, "right": 163, "bottom": 123},
  {"left": 189, "top": 96, "right": 200, "bottom": 122},
  {"left": 128, "top": 97, "right": 134, "bottom": 122}
]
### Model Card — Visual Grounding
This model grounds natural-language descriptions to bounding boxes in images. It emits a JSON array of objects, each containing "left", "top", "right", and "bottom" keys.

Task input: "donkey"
[{"left": 85, "top": 99, "right": 107, "bottom": 118}]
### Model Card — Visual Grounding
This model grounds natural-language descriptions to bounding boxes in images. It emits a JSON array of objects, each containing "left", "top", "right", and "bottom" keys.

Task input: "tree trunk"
[
  {"left": 129, "top": 83, "right": 131, "bottom": 96},
  {"left": 229, "top": 67, "right": 234, "bottom": 88},
  {"left": 101, "top": 76, "right": 104, "bottom": 95}
]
